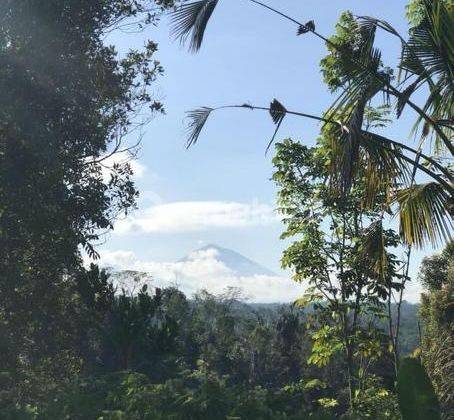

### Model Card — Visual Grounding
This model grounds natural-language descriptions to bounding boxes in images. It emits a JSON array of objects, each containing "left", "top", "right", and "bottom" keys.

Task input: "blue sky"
[{"left": 96, "top": 0, "right": 442, "bottom": 302}]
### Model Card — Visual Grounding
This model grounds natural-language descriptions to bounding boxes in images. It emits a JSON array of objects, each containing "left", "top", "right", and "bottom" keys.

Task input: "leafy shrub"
[{"left": 41, "top": 369, "right": 311, "bottom": 419}]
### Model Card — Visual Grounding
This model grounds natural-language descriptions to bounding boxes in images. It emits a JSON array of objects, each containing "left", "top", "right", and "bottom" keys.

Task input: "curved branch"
[
  {"left": 188, "top": 102, "right": 453, "bottom": 193},
  {"left": 217, "top": 103, "right": 335, "bottom": 124},
  {"left": 203, "top": 104, "right": 454, "bottom": 182}
]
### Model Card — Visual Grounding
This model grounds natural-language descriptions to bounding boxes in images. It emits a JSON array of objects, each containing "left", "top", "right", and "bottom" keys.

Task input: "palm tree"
[{"left": 170, "top": 0, "right": 453, "bottom": 249}]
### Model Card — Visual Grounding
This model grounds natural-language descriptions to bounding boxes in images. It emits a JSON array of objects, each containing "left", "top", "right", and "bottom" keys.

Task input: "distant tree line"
[{"left": 0, "top": 265, "right": 422, "bottom": 418}]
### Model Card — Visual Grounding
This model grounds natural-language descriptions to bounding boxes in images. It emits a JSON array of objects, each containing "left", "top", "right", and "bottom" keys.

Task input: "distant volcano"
[
  {"left": 180, "top": 244, "right": 277, "bottom": 277},
  {"left": 104, "top": 244, "right": 304, "bottom": 302}
]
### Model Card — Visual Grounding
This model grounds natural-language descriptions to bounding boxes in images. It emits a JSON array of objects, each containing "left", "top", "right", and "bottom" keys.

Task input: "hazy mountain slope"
[{"left": 180, "top": 244, "right": 277, "bottom": 277}]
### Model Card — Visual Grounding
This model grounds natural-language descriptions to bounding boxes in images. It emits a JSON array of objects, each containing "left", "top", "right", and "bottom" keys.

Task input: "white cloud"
[
  {"left": 130, "top": 160, "right": 147, "bottom": 179},
  {"left": 93, "top": 248, "right": 421, "bottom": 304},
  {"left": 96, "top": 249, "right": 138, "bottom": 267},
  {"left": 97, "top": 248, "right": 303, "bottom": 303},
  {"left": 114, "top": 201, "right": 279, "bottom": 235}
]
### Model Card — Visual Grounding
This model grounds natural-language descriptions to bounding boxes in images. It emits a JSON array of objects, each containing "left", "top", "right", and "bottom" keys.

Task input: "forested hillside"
[
  {"left": 6, "top": 274, "right": 416, "bottom": 418},
  {"left": 248, "top": 301, "right": 420, "bottom": 356}
]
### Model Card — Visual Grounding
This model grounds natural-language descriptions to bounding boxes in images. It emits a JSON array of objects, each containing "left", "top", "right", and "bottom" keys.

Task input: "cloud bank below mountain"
[{"left": 96, "top": 246, "right": 303, "bottom": 303}]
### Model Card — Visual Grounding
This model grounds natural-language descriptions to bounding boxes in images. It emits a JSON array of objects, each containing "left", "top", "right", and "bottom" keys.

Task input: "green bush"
[{"left": 40, "top": 369, "right": 311, "bottom": 419}]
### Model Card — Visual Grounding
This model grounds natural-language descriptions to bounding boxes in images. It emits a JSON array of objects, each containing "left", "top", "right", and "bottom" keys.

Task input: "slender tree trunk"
[
  {"left": 388, "top": 246, "right": 411, "bottom": 378},
  {"left": 387, "top": 285, "right": 399, "bottom": 378}
]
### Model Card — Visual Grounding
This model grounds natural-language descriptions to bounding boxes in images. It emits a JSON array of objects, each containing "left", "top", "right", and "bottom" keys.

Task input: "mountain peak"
[
  {"left": 182, "top": 244, "right": 277, "bottom": 277},
  {"left": 197, "top": 243, "right": 224, "bottom": 251}
]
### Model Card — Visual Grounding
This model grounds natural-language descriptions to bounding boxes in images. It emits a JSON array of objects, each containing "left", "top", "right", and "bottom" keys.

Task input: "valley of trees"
[{"left": 0, "top": 0, "right": 452, "bottom": 419}]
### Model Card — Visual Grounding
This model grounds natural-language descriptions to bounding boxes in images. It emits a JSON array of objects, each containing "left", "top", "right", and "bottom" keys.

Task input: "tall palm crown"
[{"left": 170, "top": 0, "right": 453, "bottom": 249}]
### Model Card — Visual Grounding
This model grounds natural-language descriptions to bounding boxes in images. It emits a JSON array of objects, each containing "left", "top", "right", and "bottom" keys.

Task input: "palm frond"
[
  {"left": 357, "top": 15, "right": 413, "bottom": 84},
  {"left": 266, "top": 99, "right": 287, "bottom": 154},
  {"left": 297, "top": 20, "right": 315, "bottom": 35},
  {"left": 360, "top": 221, "right": 388, "bottom": 281},
  {"left": 323, "top": 24, "right": 381, "bottom": 194},
  {"left": 400, "top": 0, "right": 454, "bottom": 150},
  {"left": 395, "top": 182, "right": 453, "bottom": 248},
  {"left": 170, "top": 0, "right": 219, "bottom": 52},
  {"left": 185, "top": 107, "right": 214, "bottom": 147},
  {"left": 364, "top": 105, "right": 392, "bottom": 129},
  {"left": 401, "top": 0, "right": 453, "bottom": 81},
  {"left": 357, "top": 15, "right": 402, "bottom": 40},
  {"left": 325, "top": 19, "right": 388, "bottom": 126},
  {"left": 328, "top": 122, "right": 410, "bottom": 205},
  {"left": 324, "top": 17, "right": 409, "bottom": 198},
  {"left": 361, "top": 132, "right": 410, "bottom": 208},
  {"left": 396, "top": 80, "right": 419, "bottom": 118}
]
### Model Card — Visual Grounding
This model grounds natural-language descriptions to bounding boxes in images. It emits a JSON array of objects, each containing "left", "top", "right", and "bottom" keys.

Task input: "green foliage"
[
  {"left": 307, "top": 326, "right": 343, "bottom": 368},
  {"left": 419, "top": 244, "right": 454, "bottom": 419},
  {"left": 320, "top": 12, "right": 380, "bottom": 92},
  {"left": 0, "top": 405, "right": 38, "bottom": 420},
  {"left": 41, "top": 369, "right": 309, "bottom": 420},
  {"left": 419, "top": 242, "right": 454, "bottom": 291},
  {"left": 273, "top": 137, "right": 405, "bottom": 408},
  {"left": 0, "top": 266, "right": 421, "bottom": 418},
  {"left": 351, "top": 377, "right": 400, "bottom": 419},
  {"left": 406, "top": 0, "right": 452, "bottom": 27},
  {"left": 396, "top": 357, "right": 440, "bottom": 420},
  {"left": 401, "top": 0, "right": 453, "bottom": 144},
  {"left": 0, "top": 0, "right": 175, "bottom": 407},
  {"left": 396, "top": 183, "right": 452, "bottom": 249}
]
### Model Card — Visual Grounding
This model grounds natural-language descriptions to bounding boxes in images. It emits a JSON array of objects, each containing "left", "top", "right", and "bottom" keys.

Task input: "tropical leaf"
[
  {"left": 297, "top": 20, "right": 315, "bottom": 35},
  {"left": 396, "top": 80, "right": 419, "bottom": 118},
  {"left": 364, "top": 105, "right": 392, "bottom": 129},
  {"left": 328, "top": 123, "right": 360, "bottom": 195},
  {"left": 360, "top": 131, "right": 410, "bottom": 207},
  {"left": 185, "top": 107, "right": 213, "bottom": 147},
  {"left": 400, "top": 0, "right": 454, "bottom": 152},
  {"left": 266, "top": 99, "right": 287, "bottom": 153},
  {"left": 395, "top": 182, "right": 453, "bottom": 248},
  {"left": 324, "top": 20, "right": 380, "bottom": 195},
  {"left": 360, "top": 221, "right": 388, "bottom": 281},
  {"left": 357, "top": 9, "right": 452, "bottom": 154},
  {"left": 327, "top": 118, "right": 408, "bottom": 201},
  {"left": 356, "top": 15, "right": 418, "bottom": 84},
  {"left": 170, "top": 0, "right": 219, "bottom": 52},
  {"left": 325, "top": 20, "right": 390, "bottom": 129},
  {"left": 84, "top": 241, "right": 100, "bottom": 260}
]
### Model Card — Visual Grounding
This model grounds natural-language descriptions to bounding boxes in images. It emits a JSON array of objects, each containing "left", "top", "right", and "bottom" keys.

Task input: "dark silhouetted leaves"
[
  {"left": 185, "top": 107, "right": 214, "bottom": 147},
  {"left": 170, "top": 0, "right": 219, "bottom": 52},
  {"left": 266, "top": 99, "right": 287, "bottom": 153},
  {"left": 297, "top": 20, "right": 315, "bottom": 35}
]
